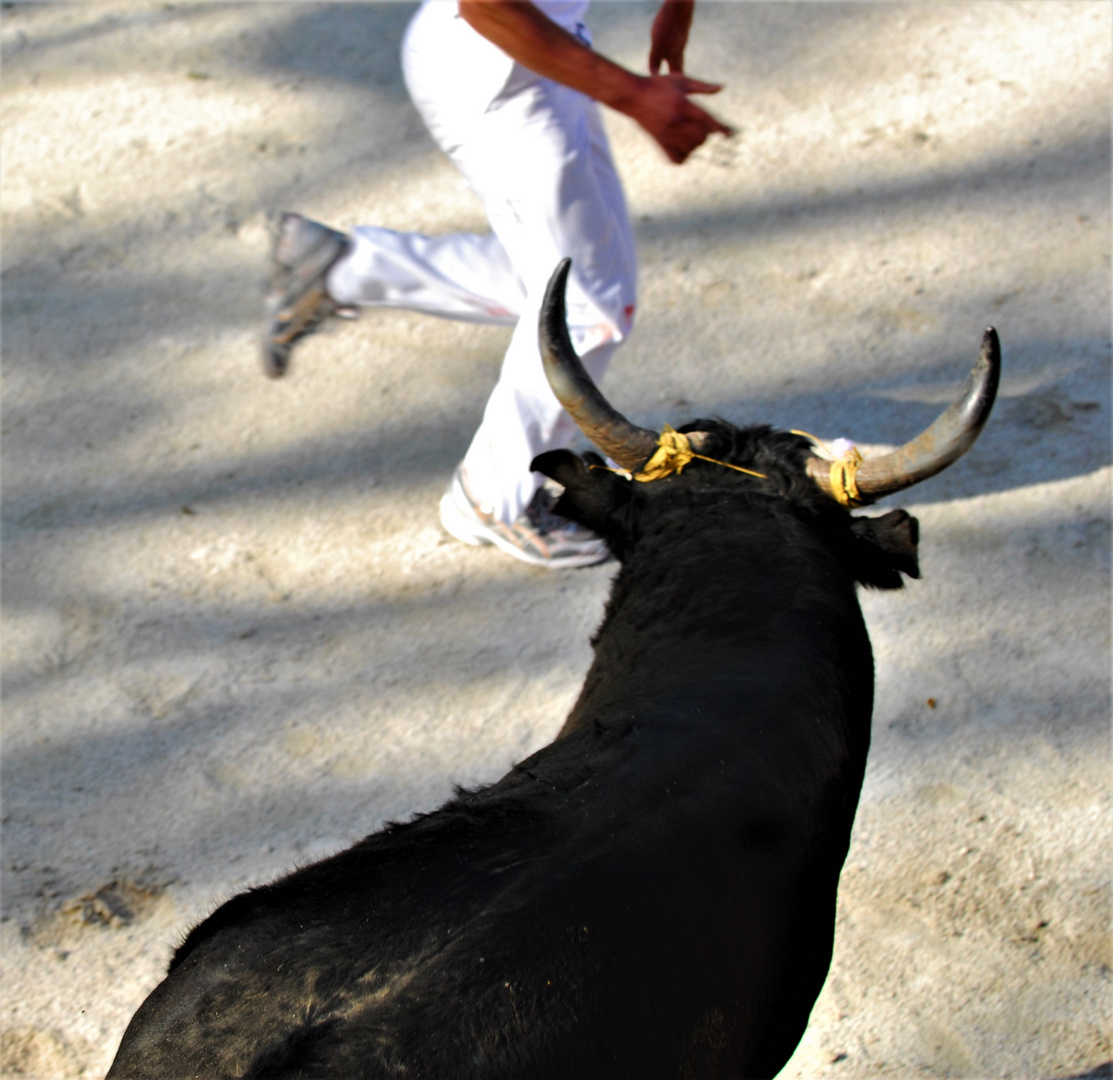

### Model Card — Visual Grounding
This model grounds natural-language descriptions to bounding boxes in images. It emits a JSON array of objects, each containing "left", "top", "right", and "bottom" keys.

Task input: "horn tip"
[
  {"left": 976, "top": 326, "right": 1002, "bottom": 400},
  {"left": 552, "top": 257, "right": 572, "bottom": 292},
  {"left": 542, "top": 259, "right": 574, "bottom": 325}
]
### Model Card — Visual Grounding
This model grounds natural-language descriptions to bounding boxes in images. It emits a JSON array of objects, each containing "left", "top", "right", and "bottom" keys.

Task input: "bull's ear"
[
  {"left": 532, "top": 450, "right": 632, "bottom": 545},
  {"left": 532, "top": 449, "right": 591, "bottom": 489},
  {"left": 848, "top": 509, "right": 921, "bottom": 588}
]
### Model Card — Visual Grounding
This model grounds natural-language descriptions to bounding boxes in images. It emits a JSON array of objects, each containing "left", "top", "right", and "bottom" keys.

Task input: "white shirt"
[
  {"left": 404, "top": 0, "right": 596, "bottom": 142},
  {"left": 530, "top": 0, "right": 591, "bottom": 38}
]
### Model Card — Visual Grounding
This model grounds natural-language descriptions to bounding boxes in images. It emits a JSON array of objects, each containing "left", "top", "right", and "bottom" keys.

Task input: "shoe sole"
[
  {"left": 261, "top": 217, "right": 350, "bottom": 379},
  {"left": 261, "top": 295, "right": 293, "bottom": 378},
  {"left": 439, "top": 492, "right": 493, "bottom": 548},
  {"left": 439, "top": 493, "right": 608, "bottom": 569}
]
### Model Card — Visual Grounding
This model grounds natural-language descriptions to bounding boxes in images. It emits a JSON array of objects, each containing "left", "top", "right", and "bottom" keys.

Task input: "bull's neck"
[{"left": 560, "top": 509, "right": 868, "bottom": 736}]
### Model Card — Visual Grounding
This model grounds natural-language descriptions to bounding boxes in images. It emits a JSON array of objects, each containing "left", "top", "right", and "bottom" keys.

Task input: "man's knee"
[{"left": 566, "top": 287, "right": 636, "bottom": 356}]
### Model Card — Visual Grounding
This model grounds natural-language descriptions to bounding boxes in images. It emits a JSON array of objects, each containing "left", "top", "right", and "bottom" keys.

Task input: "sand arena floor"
[{"left": 1, "top": 3, "right": 1110, "bottom": 1077}]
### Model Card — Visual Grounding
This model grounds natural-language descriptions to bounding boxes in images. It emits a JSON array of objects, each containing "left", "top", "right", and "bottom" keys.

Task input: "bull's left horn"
[
  {"left": 539, "top": 259, "right": 659, "bottom": 471},
  {"left": 808, "top": 328, "right": 1001, "bottom": 503}
]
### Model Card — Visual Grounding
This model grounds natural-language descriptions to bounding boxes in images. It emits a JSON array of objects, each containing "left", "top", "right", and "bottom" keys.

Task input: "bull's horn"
[
  {"left": 807, "top": 328, "right": 1001, "bottom": 504},
  {"left": 539, "top": 258, "right": 659, "bottom": 471}
]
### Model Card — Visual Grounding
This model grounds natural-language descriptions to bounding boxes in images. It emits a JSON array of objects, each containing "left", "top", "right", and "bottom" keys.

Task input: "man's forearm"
[
  {"left": 459, "top": 0, "right": 732, "bottom": 165},
  {"left": 457, "top": 1, "right": 645, "bottom": 118}
]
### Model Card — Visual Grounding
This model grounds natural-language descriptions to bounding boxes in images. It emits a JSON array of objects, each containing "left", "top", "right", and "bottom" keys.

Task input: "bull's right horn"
[
  {"left": 539, "top": 258, "right": 660, "bottom": 472},
  {"left": 807, "top": 328, "right": 1001, "bottom": 504}
]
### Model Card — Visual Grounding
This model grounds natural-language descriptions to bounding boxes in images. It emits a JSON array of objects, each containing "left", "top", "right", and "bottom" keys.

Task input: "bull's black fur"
[{"left": 109, "top": 421, "right": 920, "bottom": 1080}]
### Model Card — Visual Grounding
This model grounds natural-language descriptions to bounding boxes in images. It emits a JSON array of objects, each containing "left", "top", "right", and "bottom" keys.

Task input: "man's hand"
[
  {"left": 644, "top": 0, "right": 735, "bottom": 163},
  {"left": 649, "top": 0, "right": 694, "bottom": 74},
  {"left": 625, "top": 72, "right": 734, "bottom": 164}
]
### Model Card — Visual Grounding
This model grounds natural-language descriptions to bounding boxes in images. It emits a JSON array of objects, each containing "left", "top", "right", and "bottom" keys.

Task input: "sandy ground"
[{"left": 1, "top": 2, "right": 1110, "bottom": 1077}]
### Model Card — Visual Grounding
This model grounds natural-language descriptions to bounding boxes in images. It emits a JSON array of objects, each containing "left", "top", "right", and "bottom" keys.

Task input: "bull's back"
[{"left": 109, "top": 727, "right": 841, "bottom": 1079}]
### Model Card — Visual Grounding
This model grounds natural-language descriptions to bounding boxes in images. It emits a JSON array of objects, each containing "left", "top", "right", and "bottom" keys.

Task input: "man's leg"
[
  {"left": 448, "top": 77, "right": 638, "bottom": 526},
  {"left": 327, "top": 227, "right": 524, "bottom": 326},
  {"left": 262, "top": 217, "right": 525, "bottom": 377}
]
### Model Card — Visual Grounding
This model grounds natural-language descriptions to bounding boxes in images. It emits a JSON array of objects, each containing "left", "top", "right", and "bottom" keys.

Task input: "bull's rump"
[{"left": 109, "top": 712, "right": 851, "bottom": 1079}]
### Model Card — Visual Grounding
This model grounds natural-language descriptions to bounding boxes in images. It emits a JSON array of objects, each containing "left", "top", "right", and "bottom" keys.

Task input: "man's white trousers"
[{"left": 327, "top": 2, "right": 637, "bottom": 525}]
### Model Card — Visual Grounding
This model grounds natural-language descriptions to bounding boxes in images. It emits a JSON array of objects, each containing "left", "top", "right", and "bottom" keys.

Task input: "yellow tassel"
[
  {"left": 634, "top": 425, "right": 696, "bottom": 481},
  {"left": 791, "top": 430, "right": 863, "bottom": 507},
  {"left": 828, "top": 446, "right": 863, "bottom": 507}
]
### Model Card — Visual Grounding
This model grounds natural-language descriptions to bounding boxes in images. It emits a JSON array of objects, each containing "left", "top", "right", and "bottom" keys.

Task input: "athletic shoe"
[
  {"left": 262, "top": 212, "right": 356, "bottom": 378},
  {"left": 438, "top": 465, "right": 610, "bottom": 569}
]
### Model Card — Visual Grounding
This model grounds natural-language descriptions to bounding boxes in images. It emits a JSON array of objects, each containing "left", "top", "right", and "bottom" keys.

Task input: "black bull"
[{"left": 109, "top": 261, "right": 1000, "bottom": 1079}]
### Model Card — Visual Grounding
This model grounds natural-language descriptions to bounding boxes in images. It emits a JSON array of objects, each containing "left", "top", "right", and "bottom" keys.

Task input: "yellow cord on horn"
[
  {"left": 791, "top": 429, "right": 864, "bottom": 507},
  {"left": 634, "top": 425, "right": 695, "bottom": 481},
  {"left": 828, "top": 447, "right": 863, "bottom": 506},
  {"left": 588, "top": 426, "right": 868, "bottom": 504},
  {"left": 588, "top": 426, "right": 767, "bottom": 483}
]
